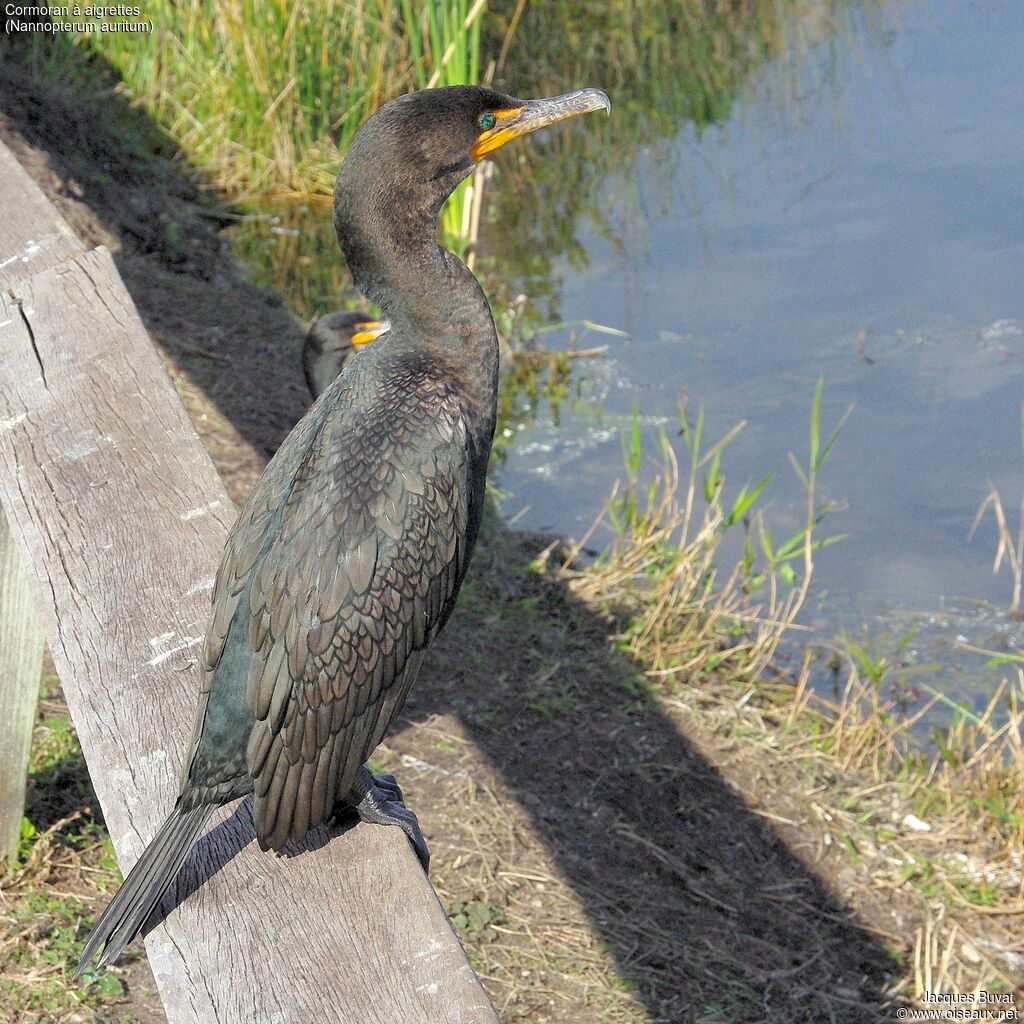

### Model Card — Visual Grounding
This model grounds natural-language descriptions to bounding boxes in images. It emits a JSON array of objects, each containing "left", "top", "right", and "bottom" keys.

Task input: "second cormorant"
[{"left": 303, "top": 310, "right": 389, "bottom": 399}]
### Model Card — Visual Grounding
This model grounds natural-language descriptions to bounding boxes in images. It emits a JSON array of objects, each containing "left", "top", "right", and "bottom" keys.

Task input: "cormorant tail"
[{"left": 74, "top": 803, "right": 213, "bottom": 979}]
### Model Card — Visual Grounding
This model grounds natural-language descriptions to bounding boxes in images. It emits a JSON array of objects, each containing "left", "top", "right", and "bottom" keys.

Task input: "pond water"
[{"left": 229, "top": 0, "right": 1024, "bottom": 720}]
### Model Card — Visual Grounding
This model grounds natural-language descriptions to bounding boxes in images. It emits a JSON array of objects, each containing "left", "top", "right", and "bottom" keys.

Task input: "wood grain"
[
  {"left": 0, "top": 141, "right": 84, "bottom": 291},
  {"left": 0, "top": 139, "right": 500, "bottom": 1023},
  {"left": 0, "top": 510, "right": 45, "bottom": 860}
]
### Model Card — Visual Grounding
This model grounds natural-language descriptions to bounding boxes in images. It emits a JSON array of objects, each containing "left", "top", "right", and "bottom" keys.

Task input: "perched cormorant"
[
  {"left": 303, "top": 310, "right": 389, "bottom": 399},
  {"left": 76, "top": 84, "right": 610, "bottom": 977}
]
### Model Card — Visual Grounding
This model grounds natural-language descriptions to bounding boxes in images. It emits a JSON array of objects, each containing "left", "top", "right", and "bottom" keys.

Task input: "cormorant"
[
  {"left": 303, "top": 311, "right": 389, "bottom": 399},
  {"left": 75, "top": 84, "right": 610, "bottom": 977}
]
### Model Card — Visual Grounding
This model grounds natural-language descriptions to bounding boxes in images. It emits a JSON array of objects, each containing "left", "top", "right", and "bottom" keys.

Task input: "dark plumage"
[
  {"left": 302, "top": 310, "right": 389, "bottom": 399},
  {"left": 76, "top": 83, "right": 609, "bottom": 977}
]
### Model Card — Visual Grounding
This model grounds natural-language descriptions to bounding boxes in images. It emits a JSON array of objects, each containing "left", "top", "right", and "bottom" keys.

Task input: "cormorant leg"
[
  {"left": 372, "top": 771, "right": 405, "bottom": 804},
  {"left": 346, "top": 764, "right": 429, "bottom": 871}
]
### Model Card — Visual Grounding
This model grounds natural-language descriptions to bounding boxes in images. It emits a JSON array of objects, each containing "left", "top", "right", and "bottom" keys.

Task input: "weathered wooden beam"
[
  {"left": 0, "top": 138, "right": 500, "bottom": 1022},
  {"left": 0, "top": 141, "right": 85, "bottom": 291},
  {"left": 0, "top": 132, "right": 78, "bottom": 864},
  {"left": 0, "top": 509, "right": 45, "bottom": 861}
]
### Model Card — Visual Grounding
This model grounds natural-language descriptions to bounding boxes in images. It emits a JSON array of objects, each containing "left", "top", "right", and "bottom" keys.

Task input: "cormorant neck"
[{"left": 333, "top": 166, "right": 476, "bottom": 333}]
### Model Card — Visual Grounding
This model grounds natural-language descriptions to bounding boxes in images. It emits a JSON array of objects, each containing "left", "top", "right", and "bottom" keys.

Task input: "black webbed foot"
[{"left": 346, "top": 764, "right": 429, "bottom": 872}]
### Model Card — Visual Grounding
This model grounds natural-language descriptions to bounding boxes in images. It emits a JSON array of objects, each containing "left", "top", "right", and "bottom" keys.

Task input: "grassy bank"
[
  {"left": 569, "top": 423, "right": 1024, "bottom": 1003},
  {"left": 67, "top": 0, "right": 492, "bottom": 198},
  {"left": 2, "top": 0, "right": 491, "bottom": 200},
  {"left": 2, "top": 0, "right": 885, "bottom": 202}
]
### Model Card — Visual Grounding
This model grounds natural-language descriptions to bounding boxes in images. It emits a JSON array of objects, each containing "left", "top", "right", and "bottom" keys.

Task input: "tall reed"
[
  {"left": 400, "top": 0, "right": 489, "bottom": 255},
  {"left": 79, "top": 0, "right": 489, "bottom": 199}
]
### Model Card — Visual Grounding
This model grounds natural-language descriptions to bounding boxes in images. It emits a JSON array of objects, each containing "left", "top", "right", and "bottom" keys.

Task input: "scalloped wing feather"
[{"left": 241, "top": 385, "right": 472, "bottom": 850}]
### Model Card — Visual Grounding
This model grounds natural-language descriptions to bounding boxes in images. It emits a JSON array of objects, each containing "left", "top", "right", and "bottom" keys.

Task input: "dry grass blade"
[{"left": 970, "top": 486, "right": 1024, "bottom": 616}]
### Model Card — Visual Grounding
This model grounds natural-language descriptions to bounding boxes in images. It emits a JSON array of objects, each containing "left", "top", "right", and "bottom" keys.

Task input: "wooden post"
[
  {"left": 0, "top": 510, "right": 45, "bottom": 861},
  {"left": 0, "top": 126, "right": 84, "bottom": 865}
]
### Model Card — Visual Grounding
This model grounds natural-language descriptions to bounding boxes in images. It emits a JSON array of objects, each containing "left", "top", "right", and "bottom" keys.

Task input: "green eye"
[{"left": 479, "top": 112, "right": 496, "bottom": 131}]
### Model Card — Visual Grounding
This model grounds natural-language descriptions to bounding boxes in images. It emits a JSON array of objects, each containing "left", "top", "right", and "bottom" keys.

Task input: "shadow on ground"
[
  {"left": 0, "top": 30, "right": 313, "bottom": 503},
  {"left": 390, "top": 526, "right": 899, "bottom": 1021},
  {"left": 1, "top": 32, "right": 901, "bottom": 1023}
]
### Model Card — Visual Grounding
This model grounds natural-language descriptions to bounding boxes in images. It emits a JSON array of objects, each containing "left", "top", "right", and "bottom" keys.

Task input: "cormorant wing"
[{"left": 195, "top": 372, "right": 473, "bottom": 851}]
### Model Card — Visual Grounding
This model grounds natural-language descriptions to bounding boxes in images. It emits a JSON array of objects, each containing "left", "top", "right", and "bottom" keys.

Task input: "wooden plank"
[
  {"left": 0, "top": 509, "right": 46, "bottom": 861},
  {"left": 0, "top": 244, "right": 500, "bottom": 1022},
  {"left": 0, "top": 135, "right": 80, "bottom": 864},
  {"left": 0, "top": 141, "right": 85, "bottom": 290}
]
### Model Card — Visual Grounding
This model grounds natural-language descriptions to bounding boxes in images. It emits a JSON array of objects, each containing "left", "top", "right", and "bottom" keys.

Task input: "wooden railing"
[{"left": 0, "top": 138, "right": 500, "bottom": 1023}]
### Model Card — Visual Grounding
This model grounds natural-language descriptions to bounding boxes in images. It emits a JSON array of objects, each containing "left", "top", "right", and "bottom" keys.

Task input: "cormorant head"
[
  {"left": 306, "top": 311, "right": 390, "bottom": 353},
  {"left": 303, "top": 310, "right": 389, "bottom": 399},
  {"left": 343, "top": 85, "right": 609, "bottom": 192},
  {"left": 334, "top": 85, "right": 609, "bottom": 302}
]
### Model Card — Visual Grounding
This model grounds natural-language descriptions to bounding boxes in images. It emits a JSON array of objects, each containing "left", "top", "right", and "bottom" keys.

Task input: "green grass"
[
  {"left": 401, "top": 0, "right": 485, "bottom": 251},
  {"left": 0, "top": 885, "right": 135, "bottom": 1016},
  {"left": 0, "top": 700, "right": 131, "bottom": 1020},
  {"left": 18, "top": 0, "right": 486, "bottom": 200},
  {"left": 26, "top": 712, "right": 79, "bottom": 774},
  {"left": 446, "top": 895, "right": 507, "bottom": 943}
]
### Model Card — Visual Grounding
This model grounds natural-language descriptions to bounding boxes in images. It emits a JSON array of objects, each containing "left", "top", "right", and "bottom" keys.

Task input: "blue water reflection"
[{"left": 497, "top": 0, "right": 1024, "bottom": 710}]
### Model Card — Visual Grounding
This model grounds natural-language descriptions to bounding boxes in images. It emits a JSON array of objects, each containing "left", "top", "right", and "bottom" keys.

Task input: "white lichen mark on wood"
[
  {"left": 180, "top": 499, "right": 223, "bottom": 520},
  {"left": 184, "top": 578, "right": 215, "bottom": 597},
  {"left": 147, "top": 635, "right": 203, "bottom": 666},
  {"left": 0, "top": 238, "right": 42, "bottom": 270}
]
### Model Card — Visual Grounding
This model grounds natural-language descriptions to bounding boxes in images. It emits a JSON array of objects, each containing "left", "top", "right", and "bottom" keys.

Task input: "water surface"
[{"left": 493, "top": 0, "right": 1024, "bottom": 714}]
